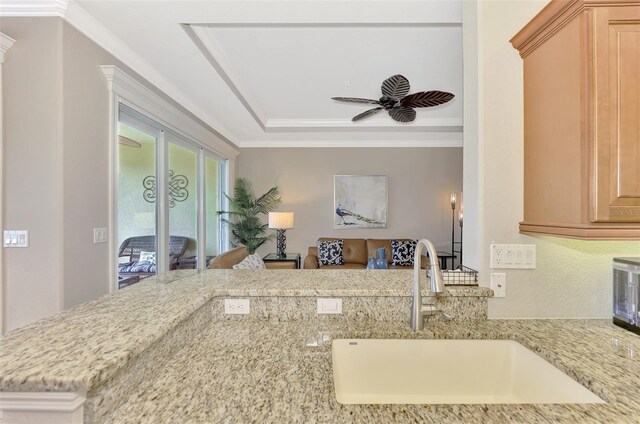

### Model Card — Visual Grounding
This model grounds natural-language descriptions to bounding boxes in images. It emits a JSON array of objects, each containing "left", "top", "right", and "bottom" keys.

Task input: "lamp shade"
[{"left": 268, "top": 212, "right": 294, "bottom": 229}]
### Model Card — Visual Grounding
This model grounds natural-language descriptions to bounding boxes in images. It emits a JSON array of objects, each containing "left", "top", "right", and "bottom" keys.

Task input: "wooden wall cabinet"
[{"left": 511, "top": 0, "right": 640, "bottom": 239}]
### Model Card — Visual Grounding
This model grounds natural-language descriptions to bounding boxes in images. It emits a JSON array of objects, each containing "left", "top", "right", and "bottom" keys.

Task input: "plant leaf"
[{"left": 216, "top": 177, "right": 282, "bottom": 254}]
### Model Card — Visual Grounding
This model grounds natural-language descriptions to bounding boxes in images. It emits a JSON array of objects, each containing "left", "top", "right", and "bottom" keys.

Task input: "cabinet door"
[{"left": 593, "top": 7, "right": 640, "bottom": 222}]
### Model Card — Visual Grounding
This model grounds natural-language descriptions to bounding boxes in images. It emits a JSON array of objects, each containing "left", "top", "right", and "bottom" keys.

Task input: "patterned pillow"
[
  {"left": 119, "top": 263, "right": 156, "bottom": 273},
  {"left": 233, "top": 254, "right": 267, "bottom": 270},
  {"left": 391, "top": 240, "right": 417, "bottom": 266},
  {"left": 139, "top": 251, "right": 156, "bottom": 264},
  {"left": 317, "top": 240, "right": 344, "bottom": 266}
]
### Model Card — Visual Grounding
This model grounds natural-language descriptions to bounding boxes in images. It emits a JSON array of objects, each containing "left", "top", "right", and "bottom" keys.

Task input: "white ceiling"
[{"left": 22, "top": 0, "right": 465, "bottom": 148}]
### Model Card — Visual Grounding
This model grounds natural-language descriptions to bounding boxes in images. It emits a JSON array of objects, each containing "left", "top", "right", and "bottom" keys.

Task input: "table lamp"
[{"left": 268, "top": 212, "right": 294, "bottom": 258}]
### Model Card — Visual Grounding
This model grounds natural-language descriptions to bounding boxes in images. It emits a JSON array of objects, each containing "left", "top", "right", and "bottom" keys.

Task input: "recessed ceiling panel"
[
  {"left": 190, "top": 24, "right": 463, "bottom": 129},
  {"left": 73, "top": 0, "right": 465, "bottom": 146}
]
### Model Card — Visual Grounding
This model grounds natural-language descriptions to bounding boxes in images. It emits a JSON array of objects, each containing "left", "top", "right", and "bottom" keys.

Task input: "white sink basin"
[{"left": 332, "top": 339, "right": 605, "bottom": 404}]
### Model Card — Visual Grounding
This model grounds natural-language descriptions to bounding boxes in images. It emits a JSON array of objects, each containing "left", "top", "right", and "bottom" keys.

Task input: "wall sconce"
[{"left": 268, "top": 212, "right": 295, "bottom": 258}]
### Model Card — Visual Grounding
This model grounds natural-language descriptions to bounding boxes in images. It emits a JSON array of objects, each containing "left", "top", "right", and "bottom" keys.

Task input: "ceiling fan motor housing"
[{"left": 379, "top": 96, "right": 399, "bottom": 109}]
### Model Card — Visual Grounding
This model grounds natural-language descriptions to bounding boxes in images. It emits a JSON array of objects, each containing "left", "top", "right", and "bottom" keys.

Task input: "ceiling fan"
[
  {"left": 332, "top": 74, "right": 454, "bottom": 123},
  {"left": 118, "top": 135, "right": 142, "bottom": 148}
]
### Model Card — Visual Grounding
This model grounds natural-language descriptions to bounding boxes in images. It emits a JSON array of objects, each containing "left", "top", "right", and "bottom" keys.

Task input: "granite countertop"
[
  {"left": 102, "top": 318, "right": 640, "bottom": 424},
  {"left": 0, "top": 270, "right": 489, "bottom": 393},
  {"left": 5, "top": 270, "right": 639, "bottom": 423}
]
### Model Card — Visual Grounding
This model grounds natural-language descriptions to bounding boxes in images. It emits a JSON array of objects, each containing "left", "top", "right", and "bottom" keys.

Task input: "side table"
[
  {"left": 436, "top": 251, "right": 457, "bottom": 270},
  {"left": 262, "top": 253, "right": 301, "bottom": 269}
]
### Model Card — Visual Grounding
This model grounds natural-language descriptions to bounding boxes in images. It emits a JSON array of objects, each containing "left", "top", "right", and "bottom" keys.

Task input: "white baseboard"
[{"left": 0, "top": 392, "right": 85, "bottom": 424}]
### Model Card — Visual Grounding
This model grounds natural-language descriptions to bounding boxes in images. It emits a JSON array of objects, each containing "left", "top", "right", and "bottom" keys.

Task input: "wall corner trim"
[{"left": 0, "top": 33, "right": 16, "bottom": 64}]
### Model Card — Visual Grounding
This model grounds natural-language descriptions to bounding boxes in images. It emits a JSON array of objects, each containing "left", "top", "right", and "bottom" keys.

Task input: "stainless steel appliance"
[{"left": 613, "top": 257, "right": 640, "bottom": 334}]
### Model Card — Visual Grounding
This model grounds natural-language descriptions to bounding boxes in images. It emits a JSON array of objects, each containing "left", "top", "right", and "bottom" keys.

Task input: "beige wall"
[
  {"left": 2, "top": 17, "right": 118, "bottom": 327},
  {"left": 477, "top": 1, "right": 640, "bottom": 318},
  {"left": 1, "top": 18, "right": 236, "bottom": 331},
  {"left": 238, "top": 148, "right": 463, "bottom": 260},
  {"left": 2, "top": 18, "right": 64, "bottom": 330},
  {"left": 60, "top": 21, "right": 117, "bottom": 309}
]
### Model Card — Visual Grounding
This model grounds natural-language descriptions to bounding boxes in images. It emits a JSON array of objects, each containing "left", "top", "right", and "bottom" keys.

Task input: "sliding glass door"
[
  {"left": 205, "top": 153, "right": 226, "bottom": 266},
  {"left": 116, "top": 109, "right": 161, "bottom": 289},
  {"left": 167, "top": 138, "right": 198, "bottom": 269},
  {"left": 116, "top": 104, "right": 227, "bottom": 288}
]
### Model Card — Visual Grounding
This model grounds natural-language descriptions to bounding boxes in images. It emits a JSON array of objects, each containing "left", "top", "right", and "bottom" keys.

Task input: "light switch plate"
[
  {"left": 491, "top": 273, "right": 506, "bottom": 297},
  {"left": 317, "top": 298, "right": 342, "bottom": 314},
  {"left": 93, "top": 227, "right": 108, "bottom": 244},
  {"left": 3, "top": 230, "right": 29, "bottom": 248}
]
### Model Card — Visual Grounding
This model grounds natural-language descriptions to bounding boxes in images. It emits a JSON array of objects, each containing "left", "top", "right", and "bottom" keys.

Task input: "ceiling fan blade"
[
  {"left": 332, "top": 97, "right": 381, "bottom": 105},
  {"left": 352, "top": 107, "right": 384, "bottom": 122},
  {"left": 388, "top": 106, "right": 416, "bottom": 123},
  {"left": 381, "top": 74, "right": 410, "bottom": 100},
  {"left": 118, "top": 135, "right": 142, "bottom": 148},
  {"left": 401, "top": 91, "right": 455, "bottom": 108}
]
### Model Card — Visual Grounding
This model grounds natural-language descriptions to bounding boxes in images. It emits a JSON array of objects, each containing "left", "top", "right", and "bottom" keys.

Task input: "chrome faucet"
[{"left": 411, "top": 239, "right": 447, "bottom": 331}]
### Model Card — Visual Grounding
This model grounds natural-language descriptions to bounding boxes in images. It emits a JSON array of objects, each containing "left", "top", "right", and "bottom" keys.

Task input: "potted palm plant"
[{"left": 217, "top": 177, "right": 281, "bottom": 254}]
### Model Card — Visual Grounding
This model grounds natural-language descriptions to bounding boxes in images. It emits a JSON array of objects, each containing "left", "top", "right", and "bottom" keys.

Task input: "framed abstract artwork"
[{"left": 334, "top": 175, "right": 387, "bottom": 229}]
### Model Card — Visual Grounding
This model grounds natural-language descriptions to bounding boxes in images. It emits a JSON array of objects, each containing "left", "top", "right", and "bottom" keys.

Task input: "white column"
[{"left": 0, "top": 32, "right": 16, "bottom": 336}]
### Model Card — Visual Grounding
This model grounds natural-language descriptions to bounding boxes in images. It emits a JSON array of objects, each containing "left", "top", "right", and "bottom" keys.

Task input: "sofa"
[
  {"left": 303, "top": 238, "right": 430, "bottom": 269},
  {"left": 209, "top": 246, "right": 296, "bottom": 269}
]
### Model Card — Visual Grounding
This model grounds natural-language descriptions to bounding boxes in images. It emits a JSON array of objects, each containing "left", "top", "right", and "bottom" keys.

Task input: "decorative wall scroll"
[{"left": 143, "top": 170, "right": 189, "bottom": 208}]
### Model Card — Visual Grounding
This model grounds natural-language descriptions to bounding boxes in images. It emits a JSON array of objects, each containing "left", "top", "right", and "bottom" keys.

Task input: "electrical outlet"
[
  {"left": 490, "top": 244, "right": 536, "bottom": 269},
  {"left": 491, "top": 245, "right": 506, "bottom": 267},
  {"left": 491, "top": 273, "right": 506, "bottom": 297},
  {"left": 317, "top": 298, "right": 342, "bottom": 314},
  {"left": 224, "top": 299, "right": 250, "bottom": 314}
]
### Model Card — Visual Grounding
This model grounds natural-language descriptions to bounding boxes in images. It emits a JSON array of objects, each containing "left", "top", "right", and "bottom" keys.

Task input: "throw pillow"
[
  {"left": 138, "top": 251, "right": 156, "bottom": 264},
  {"left": 391, "top": 240, "right": 417, "bottom": 266},
  {"left": 317, "top": 239, "right": 344, "bottom": 266},
  {"left": 233, "top": 254, "right": 267, "bottom": 270}
]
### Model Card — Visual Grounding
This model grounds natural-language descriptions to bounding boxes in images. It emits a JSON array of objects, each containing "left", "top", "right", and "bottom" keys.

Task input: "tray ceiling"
[{"left": 70, "top": 0, "right": 464, "bottom": 147}]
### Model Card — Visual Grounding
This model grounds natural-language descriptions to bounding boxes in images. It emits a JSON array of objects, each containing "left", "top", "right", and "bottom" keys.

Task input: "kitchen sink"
[{"left": 332, "top": 339, "right": 605, "bottom": 404}]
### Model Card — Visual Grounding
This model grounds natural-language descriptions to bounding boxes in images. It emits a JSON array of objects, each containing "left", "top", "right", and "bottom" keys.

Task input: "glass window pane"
[
  {"left": 168, "top": 142, "right": 197, "bottom": 269},
  {"left": 206, "top": 156, "right": 220, "bottom": 260},
  {"left": 117, "top": 122, "right": 157, "bottom": 288}
]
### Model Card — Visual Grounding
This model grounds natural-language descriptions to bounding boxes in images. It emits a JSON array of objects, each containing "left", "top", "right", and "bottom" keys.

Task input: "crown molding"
[
  {"left": 187, "top": 23, "right": 463, "bottom": 134},
  {"left": 238, "top": 138, "right": 463, "bottom": 148},
  {"left": 186, "top": 24, "right": 269, "bottom": 130},
  {"left": 0, "top": 0, "right": 67, "bottom": 16},
  {"left": 264, "top": 118, "right": 463, "bottom": 132},
  {"left": 62, "top": 1, "right": 240, "bottom": 147},
  {"left": 5, "top": 1, "right": 463, "bottom": 146},
  {"left": 0, "top": 33, "right": 16, "bottom": 64},
  {"left": 102, "top": 65, "right": 239, "bottom": 159}
]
